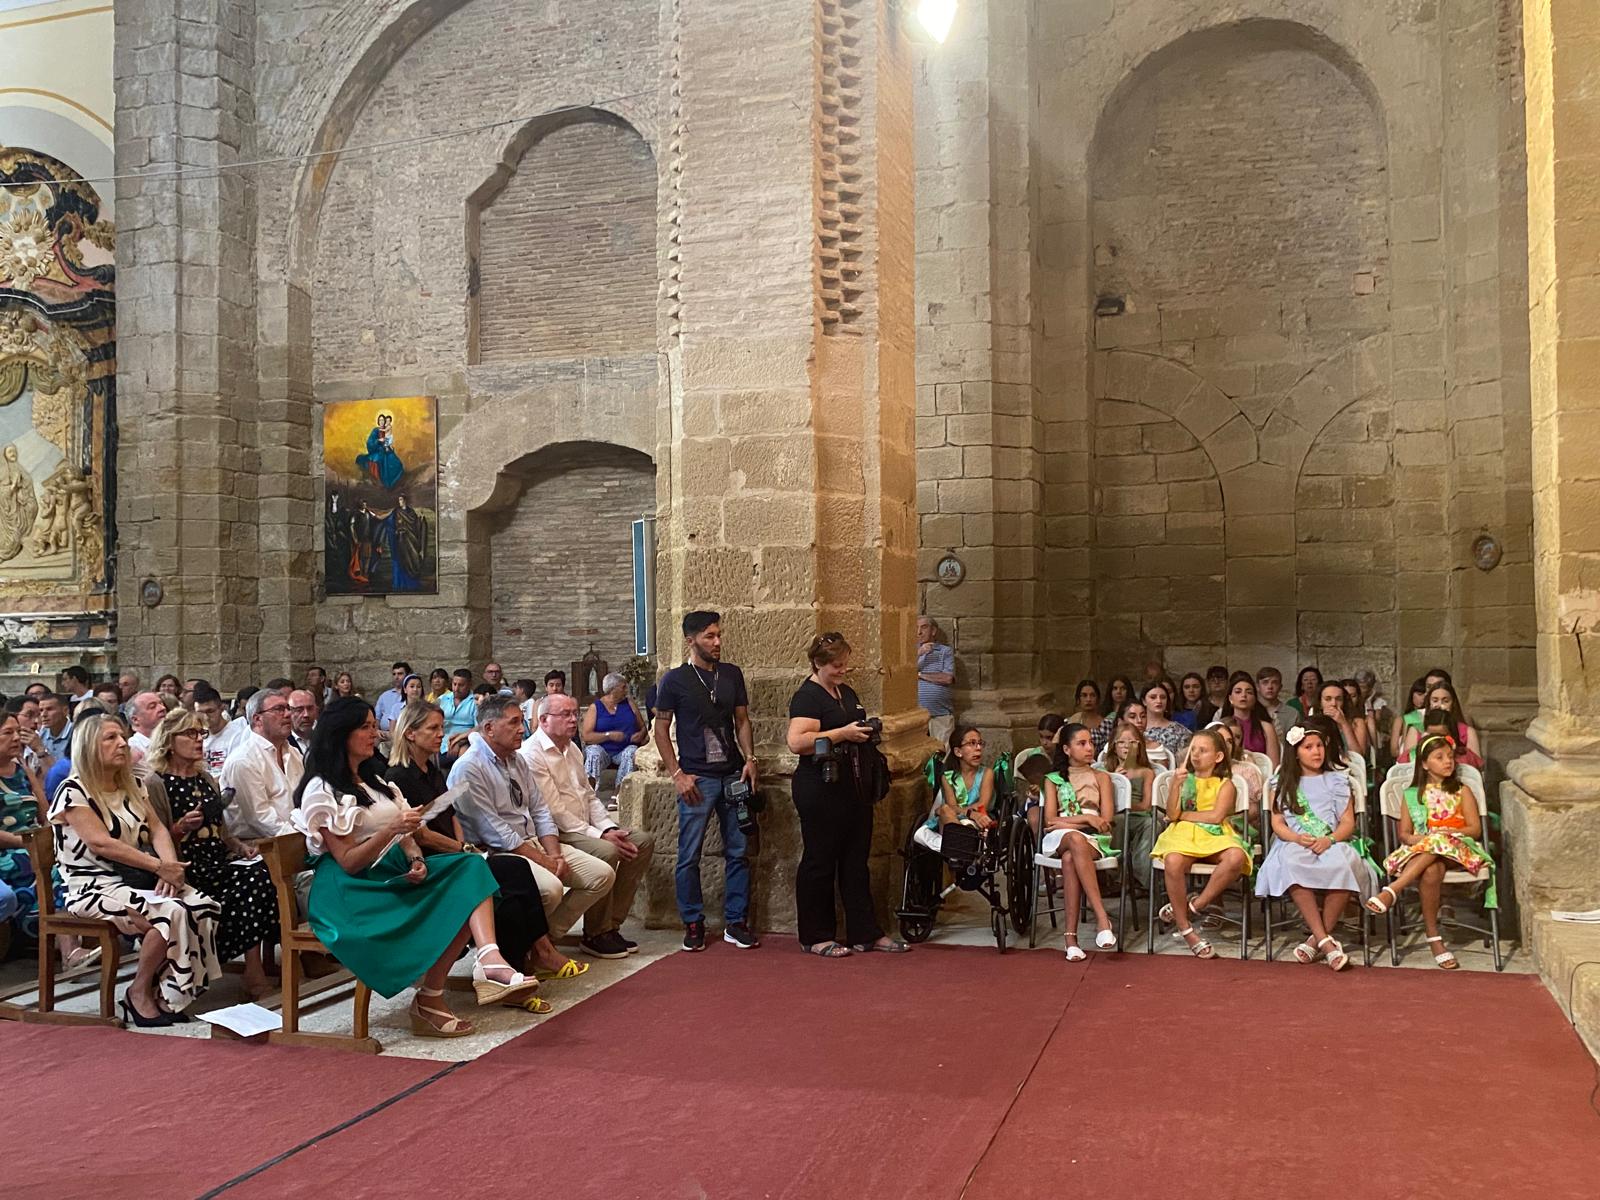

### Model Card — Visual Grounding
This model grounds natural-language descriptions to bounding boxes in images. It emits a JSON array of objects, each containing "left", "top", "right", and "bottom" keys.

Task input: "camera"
[
  {"left": 859, "top": 717, "right": 883, "bottom": 744},
  {"left": 726, "top": 777, "right": 758, "bottom": 833},
  {"left": 813, "top": 735, "right": 838, "bottom": 783}
]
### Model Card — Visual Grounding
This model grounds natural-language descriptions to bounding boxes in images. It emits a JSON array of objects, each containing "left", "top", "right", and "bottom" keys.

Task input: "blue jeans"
[{"left": 675, "top": 774, "right": 750, "bottom": 925}]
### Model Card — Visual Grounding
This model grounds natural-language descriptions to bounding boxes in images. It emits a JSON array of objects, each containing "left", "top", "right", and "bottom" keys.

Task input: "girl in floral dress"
[
  {"left": 1365, "top": 732, "right": 1492, "bottom": 970},
  {"left": 1042, "top": 723, "right": 1116, "bottom": 959}
]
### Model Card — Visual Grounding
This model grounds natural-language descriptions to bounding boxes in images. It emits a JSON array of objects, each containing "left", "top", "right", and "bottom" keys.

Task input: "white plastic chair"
[
  {"left": 1030, "top": 769, "right": 1129, "bottom": 949},
  {"left": 1375, "top": 775, "right": 1501, "bottom": 970},
  {"left": 1146, "top": 770, "right": 1255, "bottom": 958}
]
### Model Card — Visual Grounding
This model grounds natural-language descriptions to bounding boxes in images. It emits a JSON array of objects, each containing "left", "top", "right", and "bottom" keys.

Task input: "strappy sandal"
[
  {"left": 503, "top": 993, "right": 555, "bottom": 1015},
  {"left": 1365, "top": 885, "right": 1398, "bottom": 915},
  {"left": 808, "top": 941, "right": 852, "bottom": 958},
  {"left": 1176, "top": 927, "right": 1215, "bottom": 959},
  {"left": 1292, "top": 938, "right": 1322, "bottom": 964},
  {"left": 1427, "top": 935, "right": 1459, "bottom": 970},
  {"left": 1319, "top": 936, "right": 1350, "bottom": 972},
  {"left": 1064, "top": 940, "right": 1087, "bottom": 962},
  {"left": 471, "top": 942, "right": 542, "bottom": 1006},
  {"left": 409, "top": 987, "right": 475, "bottom": 1038},
  {"left": 533, "top": 959, "right": 590, "bottom": 982},
  {"left": 850, "top": 939, "right": 909, "bottom": 953},
  {"left": 1159, "top": 900, "right": 1200, "bottom": 927}
]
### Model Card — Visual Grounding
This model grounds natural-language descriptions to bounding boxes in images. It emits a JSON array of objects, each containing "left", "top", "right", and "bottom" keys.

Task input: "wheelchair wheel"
[
  {"left": 1006, "top": 818, "right": 1034, "bottom": 936},
  {"left": 900, "top": 914, "right": 933, "bottom": 944},
  {"left": 898, "top": 841, "right": 942, "bottom": 945},
  {"left": 991, "top": 906, "right": 1008, "bottom": 954}
]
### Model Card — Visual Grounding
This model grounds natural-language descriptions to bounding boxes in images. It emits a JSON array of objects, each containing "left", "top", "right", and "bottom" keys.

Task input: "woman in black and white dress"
[{"left": 49, "top": 713, "right": 221, "bottom": 1027}]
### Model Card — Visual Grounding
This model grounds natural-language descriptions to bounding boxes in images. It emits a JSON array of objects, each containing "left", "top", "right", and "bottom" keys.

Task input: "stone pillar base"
[
  {"left": 1503, "top": 748, "right": 1600, "bottom": 923},
  {"left": 955, "top": 687, "right": 1055, "bottom": 758},
  {"left": 619, "top": 710, "right": 940, "bottom": 936}
]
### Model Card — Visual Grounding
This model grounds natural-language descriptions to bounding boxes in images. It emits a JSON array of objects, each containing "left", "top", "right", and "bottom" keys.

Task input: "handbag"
[{"left": 112, "top": 860, "right": 160, "bottom": 891}]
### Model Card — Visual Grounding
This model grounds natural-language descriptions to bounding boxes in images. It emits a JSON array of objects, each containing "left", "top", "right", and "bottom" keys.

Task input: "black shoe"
[
  {"left": 723, "top": 923, "right": 760, "bottom": 949},
  {"left": 581, "top": 932, "right": 630, "bottom": 960},
  {"left": 120, "top": 992, "right": 172, "bottom": 1029},
  {"left": 615, "top": 931, "right": 639, "bottom": 954},
  {"left": 682, "top": 920, "right": 707, "bottom": 952}
]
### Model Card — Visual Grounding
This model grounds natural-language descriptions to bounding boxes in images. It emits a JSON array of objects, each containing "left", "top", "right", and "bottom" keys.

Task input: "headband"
[{"left": 1417, "top": 732, "right": 1457, "bottom": 758}]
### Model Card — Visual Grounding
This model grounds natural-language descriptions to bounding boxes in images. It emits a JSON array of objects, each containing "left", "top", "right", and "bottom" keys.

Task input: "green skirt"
[{"left": 307, "top": 843, "right": 498, "bottom": 998}]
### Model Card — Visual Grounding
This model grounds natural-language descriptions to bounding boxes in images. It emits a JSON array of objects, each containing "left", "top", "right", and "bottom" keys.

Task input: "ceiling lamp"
[{"left": 905, "top": 0, "right": 957, "bottom": 44}]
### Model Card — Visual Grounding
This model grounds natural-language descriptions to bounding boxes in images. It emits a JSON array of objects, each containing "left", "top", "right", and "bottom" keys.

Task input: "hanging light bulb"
[{"left": 912, "top": 0, "right": 958, "bottom": 44}]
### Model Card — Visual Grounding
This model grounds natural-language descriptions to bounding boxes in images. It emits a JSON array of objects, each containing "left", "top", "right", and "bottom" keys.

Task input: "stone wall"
[{"left": 487, "top": 448, "right": 654, "bottom": 676}]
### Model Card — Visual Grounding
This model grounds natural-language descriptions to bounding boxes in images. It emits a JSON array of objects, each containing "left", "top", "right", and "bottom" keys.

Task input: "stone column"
[
  {"left": 113, "top": 0, "right": 260, "bottom": 683},
  {"left": 1504, "top": 0, "right": 1600, "bottom": 932},
  {"left": 630, "top": 0, "right": 934, "bottom": 933}
]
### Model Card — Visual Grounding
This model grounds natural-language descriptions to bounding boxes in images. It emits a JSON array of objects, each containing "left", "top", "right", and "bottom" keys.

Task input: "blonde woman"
[
  {"left": 49, "top": 713, "right": 222, "bottom": 1026},
  {"left": 148, "top": 709, "right": 277, "bottom": 999}
]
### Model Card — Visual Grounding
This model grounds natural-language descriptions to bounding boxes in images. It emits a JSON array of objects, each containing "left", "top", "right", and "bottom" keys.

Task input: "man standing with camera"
[{"left": 653, "top": 610, "right": 760, "bottom": 951}]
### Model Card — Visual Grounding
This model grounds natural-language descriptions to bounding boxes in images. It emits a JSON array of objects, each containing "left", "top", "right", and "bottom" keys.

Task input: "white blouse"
[{"left": 293, "top": 775, "right": 407, "bottom": 857}]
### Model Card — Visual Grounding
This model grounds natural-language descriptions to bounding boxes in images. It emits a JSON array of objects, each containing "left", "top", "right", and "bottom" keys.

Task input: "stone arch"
[{"left": 465, "top": 108, "right": 657, "bottom": 365}]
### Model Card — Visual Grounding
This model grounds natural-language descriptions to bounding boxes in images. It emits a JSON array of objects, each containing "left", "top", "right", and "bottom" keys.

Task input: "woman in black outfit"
[
  {"left": 384, "top": 700, "right": 578, "bottom": 1001},
  {"left": 785, "top": 633, "right": 908, "bottom": 958}
]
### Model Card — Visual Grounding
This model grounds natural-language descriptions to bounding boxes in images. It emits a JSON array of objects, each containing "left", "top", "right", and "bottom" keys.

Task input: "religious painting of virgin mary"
[{"left": 321, "top": 396, "right": 438, "bottom": 595}]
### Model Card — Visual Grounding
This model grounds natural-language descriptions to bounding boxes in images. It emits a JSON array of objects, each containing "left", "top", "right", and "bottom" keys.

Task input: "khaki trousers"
[
  {"left": 524, "top": 844, "right": 615, "bottom": 937},
  {"left": 559, "top": 828, "right": 657, "bottom": 935}
]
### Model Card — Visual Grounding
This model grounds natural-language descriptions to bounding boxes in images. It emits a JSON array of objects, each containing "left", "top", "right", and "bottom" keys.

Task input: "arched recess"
[{"left": 1087, "top": 17, "right": 1391, "bottom": 674}]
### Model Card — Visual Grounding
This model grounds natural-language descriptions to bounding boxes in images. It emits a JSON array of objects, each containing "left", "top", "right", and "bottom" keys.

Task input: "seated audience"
[
  {"left": 1175, "top": 672, "right": 1206, "bottom": 729},
  {"left": 219, "top": 689, "right": 305, "bottom": 840},
  {"left": 93, "top": 681, "right": 123, "bottom": 712},
  {"left": 439, "top": 669, "right": 478, "bottom": 743},
  {"left": 1255, "top": 716, "right": 1378, "bottom": 972},
  {"left": 125, "top": 691, "right": 165, "bottom": 757},
  {"left": 38, "top": 692, "right": 73, "bottom": 761},
  {"left": 1066, "top": 680, "right": 1101, "bottom": 728},
  {"left": 10, "top": 694, "right": 56, "bottom": 774},
  {"left": 483, "top": 661, "right": 514, "bottom": 696},
  {"left": 544, "top": 670, "right": 567, "bottom": 697},
  {"left": 1151, "top": 729, "right": 1251, "bottom": 960},
  {"left": 914, "top": 725, "right": 994, "bottom": 854},
  {"left": 1042, "top": 722, "right": 1116, "bottom": 959},
  {"left": 1091, "top": 689, "right": 1140, "bottom": 753},
  {"left": 1102, "top": 719, "right": 1156, "bottom": 870},
  {"left": 1399, "top": 681, "right": 1482, "bottom": 768},
  {"left": 1194, "top": 664, "right": 1230, "bottom": 726},
  {"left": 449, "top": 696, "right": 613, "bottom": 952},
  {"left": 1390, "top": 675, "right": 1430, "bottom": 762},
  {"left": 287, "top": 689, "right": 320, "bottom": 756},
  {"left": 1353, "top": 670, "right": 1389, "bottom": 766},
  {"left": 293, "top": 698, "right": 539, "bottom": 1037},
  {"left": 1222, "top": 670, "right": 1280, "bottom": 770},
  {"left": 580, "top": 672, "right": 648, "bottom": 794},
  {"left": 525, "top": 692, "right": 653, "bottom": 960},
  {"left": 1210, "top": 717, "right": 1265, "bottom": 831},
  {"left": 331, "top": 671, "right": 358, "bottom": 699},
  {"left": 1255, "top": 666, "right": 1286, "bottom": 729},
  {"left": 0, "top": 711, "right": 47, "bottom": 944},
  {"left": 372, "top": 662, "right": 412, "bottom": 732},
  {"left": 1365, "top": 732, "right": 1493, "bottom": 970},
  {"left": 512, "top": 679, "right": 539, "bottom": 734},
  {"left": 1286, "top": 665, "right": 1324, "bottom": 720},
  {"left": 146, "top": 709, "right": 277, "bottom": 999},
  {"left": 194, "top": 683, "right": 246, "bottom": 775},
  {"left": 386, "top": 701, "right": 575, "bottom": 1001},
  {"left": 426, "top": 668, "right": 451, "bottom": 704},
  {"left": 49, "top": 713, "right": 221, "bottom": 1026},
  {"left": 154, "top": 674, "right": 183, "bottom": 705},
  {"left": 305, "top": 665, "right": 333, "bottom": 706},
  {"left": 1318, "top": 681, "right": 1369, "bottom": 761},
  {"left": 1014, "top": 713, "right": 1064, "bottom": 782},
  {"left": 1141, "top": 680, "right": 1191, "bottom": 760}
]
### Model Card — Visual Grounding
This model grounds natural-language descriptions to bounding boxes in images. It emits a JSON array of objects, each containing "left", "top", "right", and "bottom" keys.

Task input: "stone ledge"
[{"left": 1531, "top": 914, "right": 1600, "bottom": 1065}]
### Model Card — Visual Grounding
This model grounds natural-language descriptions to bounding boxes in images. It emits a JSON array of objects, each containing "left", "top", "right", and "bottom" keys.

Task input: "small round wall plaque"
[
  {"left": 139, "top": 578, "right": 164, "bottom": 607},
  {"left": 1471, "top": 534, "right": 1502, "bottom": 572},
  {"left": 936, "top": 554, "right": 965, "bottom": 588}
]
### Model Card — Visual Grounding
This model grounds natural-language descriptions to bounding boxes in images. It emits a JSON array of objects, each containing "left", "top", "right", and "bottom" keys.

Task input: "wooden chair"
[
  {"left": 18, "top": 826, "right": 124, "bottom": 1027},
  {"left": 260, "top": 833, "right": 380, "bottom": 1053}
]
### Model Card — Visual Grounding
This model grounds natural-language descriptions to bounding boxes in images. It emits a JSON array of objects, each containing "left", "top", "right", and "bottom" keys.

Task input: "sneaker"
[
  {"left": 580, "top": 932, "right": 630, "bottom": 960},
  {"left": 682, "top": 920, "right": 707, "bottom": 952},
  {"left": 615, "top": 931, "right": 639, "bottom": 954},
  {"left": 723, "top": 923, "right": 760, "bottom": 949}
]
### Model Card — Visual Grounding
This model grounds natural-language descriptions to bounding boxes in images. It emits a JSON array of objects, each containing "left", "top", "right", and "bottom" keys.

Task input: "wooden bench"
[
  {"left": 11, "top": 827, "right": 124, "bottom": 1027},
  {"left": 260, "top": 833, "right": 380, "bottom": 1054}
]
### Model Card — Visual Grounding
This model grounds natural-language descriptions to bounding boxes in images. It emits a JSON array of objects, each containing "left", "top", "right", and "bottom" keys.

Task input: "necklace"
[{"left": 690, "top": 658, "right": 719, "bottom": 698}]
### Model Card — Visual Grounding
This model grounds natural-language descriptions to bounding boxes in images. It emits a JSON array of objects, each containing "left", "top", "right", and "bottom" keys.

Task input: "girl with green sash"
[
  {"left": 1254, "top": 717, "right": 1378, "bottom": 972},
  {"left": 1151, "top": 729, "right": 1249, "bottom": 960},
  {"left": 1041, "top": 723, "right": 1117, "bottom": 960},
  {"left": 913, "top": 725, "right": 994, "bottom": 855},
  {"left": 1365, "top": 732, "right": 1493, "bottom": 970}
]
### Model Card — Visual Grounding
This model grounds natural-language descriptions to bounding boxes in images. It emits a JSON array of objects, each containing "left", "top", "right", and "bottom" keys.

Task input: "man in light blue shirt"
[
  {"left": 439, "top": 669, "right": 479, "bottom": 739},
  {"left": 916, "top": 615, "right": 956, "bottom": 744},
  {"left": 449, "top": 696, "right": 612, "bottom": 937},
  {"left": 38, "top": 693, "right": 73, "bottom": 761},
  {"left": 372, "top": 660, "right": 412, "bottom": 731}
]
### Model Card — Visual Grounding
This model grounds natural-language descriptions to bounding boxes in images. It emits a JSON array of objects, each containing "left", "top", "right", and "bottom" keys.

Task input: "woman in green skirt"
[{"left": 292, "top": 697, "right": 540, "bottom": 1037}]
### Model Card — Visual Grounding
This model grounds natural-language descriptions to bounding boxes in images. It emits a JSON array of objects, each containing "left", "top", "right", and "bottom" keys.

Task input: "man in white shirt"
[
  {"left": 219, "top": 689, "right": 305, "bottom": 840},
  {"left": 522, "top": 692, "right": 654, "bottom": 960},
  {"left": 193, "top": 682, "right": 246, "bottom": 774},
  {"left": 125, "top": 691, "right": 166, "bottom": 757},
  {"left": 449, "top": 696, "right": 613, "bottom": 939}
]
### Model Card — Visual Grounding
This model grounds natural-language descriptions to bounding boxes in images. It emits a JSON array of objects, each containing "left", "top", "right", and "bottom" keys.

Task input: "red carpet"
[
  {"left": 1, "top": 1023, "right": 440, "bottom": 1199},
  {"left": 9, "top": 947, "right": 1600, "bottom": 1199}
]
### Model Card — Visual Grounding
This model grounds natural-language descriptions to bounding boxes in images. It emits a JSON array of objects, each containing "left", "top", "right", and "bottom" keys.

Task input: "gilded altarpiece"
[{"left": 0, "top": 147, "right": 115, "bottom": 637}]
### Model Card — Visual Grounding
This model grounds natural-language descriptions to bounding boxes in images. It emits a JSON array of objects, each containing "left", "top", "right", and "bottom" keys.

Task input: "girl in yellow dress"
[
  {"left": 1364, "top": 732, "right": 1492, "bottom": 970},
  {"left": 1151, "top": 728, "right": 1251, "bottom": 959}
]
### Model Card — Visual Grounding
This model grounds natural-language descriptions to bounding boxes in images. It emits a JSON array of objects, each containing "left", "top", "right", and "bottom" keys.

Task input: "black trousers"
[
  {"left": 793, "top": 776, "right": 883, "bottom": 947},
  {"left": 486, "top": 853, "right": 551, "bottom": 969}
]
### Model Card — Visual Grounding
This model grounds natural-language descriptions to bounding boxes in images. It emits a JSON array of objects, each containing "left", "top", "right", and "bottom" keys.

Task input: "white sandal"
[
  {"left": 409, "top": 987, "right": 475, "bottom": 1038},
  {"left": 1175, "top": 927, "right": 1215, "bottom": 959},
  {"left": 1426, "top": 935, "right": 1459, "bottom": 970},
  {"left": 471, "top": 942, "right": 542, "bottom": 1006},
  {"left": 1064, "top": 942, "right": 1087, "bottom": 962},
  {"left": 1292, "top": 937, "right": 1321, "bottom": 964},
  {"left": 1318, "top": 936, "right": 1350, "bottom": 972},
  {"left": 1095, "top": 927, "right": 1117, "bottom": 951},
  {"left": 1365, "top": 885, "right": 1398, "bottom": 915}
]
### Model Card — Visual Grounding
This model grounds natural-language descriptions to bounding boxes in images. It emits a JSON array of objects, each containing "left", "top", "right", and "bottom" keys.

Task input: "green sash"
[
  {"left": 1045, "top": 772, "right": 1114, "bottom": 858},
  {"left": 1402, "top": 785, "right": 1496, "bottom": 907},
  {"left": 924, "top": 762, "right": 987, "bottom": 829},
  {"left": 1289, "top": 785, "right": 1381, "bottom": 876},
  {"left": 1178, "top": 774, "right": 1248, "bottom": 854}
]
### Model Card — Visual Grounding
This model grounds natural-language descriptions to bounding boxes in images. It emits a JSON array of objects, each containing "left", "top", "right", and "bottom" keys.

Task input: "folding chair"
[
  {"left": 1244, "top": 750, "right": 1273, "bottom": 783},
  {"left": 1029, "top": 769, "right": 1130, "bottom": 949},
  {"left": 1146, "top": 771, "right": 1254, "bottom": 958},
  {"left": 12, "top": 827, "right": 125, "bottom": 1027},
  {"left": 1146, "top": 744, "right": 1175, "bottom": 773},
  {"left": 1375, "top": 776, "right": 1502, "bottom": 970}
]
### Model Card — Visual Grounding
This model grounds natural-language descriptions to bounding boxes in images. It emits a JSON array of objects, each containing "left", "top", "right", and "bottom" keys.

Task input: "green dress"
[{"left": 297, "top": 776, "right": 497, "bottom": 998}]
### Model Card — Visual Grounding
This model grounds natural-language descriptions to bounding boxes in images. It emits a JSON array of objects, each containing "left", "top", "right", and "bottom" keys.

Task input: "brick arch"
[{"left": 1096, "top": 350, "right": 1258, "bottom": 481}]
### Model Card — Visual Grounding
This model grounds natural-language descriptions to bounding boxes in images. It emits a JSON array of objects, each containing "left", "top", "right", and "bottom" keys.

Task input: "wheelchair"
[{"left": 895, "top": 753, "right": 1036, "bottom": 952}]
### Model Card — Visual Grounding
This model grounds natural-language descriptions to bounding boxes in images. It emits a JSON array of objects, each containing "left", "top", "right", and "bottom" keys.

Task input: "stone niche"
[{"left": 0, "top": 145, "right": 115, "bottom": 685}]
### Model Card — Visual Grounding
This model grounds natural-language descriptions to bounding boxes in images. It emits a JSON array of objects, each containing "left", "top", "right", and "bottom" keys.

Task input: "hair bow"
[{"left": 1284, "top": 726, "right": 1306, "bottom": 747}]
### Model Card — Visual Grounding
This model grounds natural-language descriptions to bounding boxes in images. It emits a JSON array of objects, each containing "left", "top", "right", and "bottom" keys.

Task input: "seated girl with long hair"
[
  {"left": 1222, "top": 671, "right": 1280, "bottom": 770},
  {"left": 1150, "top": 729, "right": 1251, "bottom": 959},
  {"left": 1067, "top": 681, "right": 1101, "bottom": 729},
  {"left": 1102, "top": 720, "right": 1155, "bottom": 868},
  {"left": 1398, "top": 682, "right": 1483, "bottom": 769},
  {"left": 1255, "top": 716, "right": 1378, "bottom": 971},
  {"left": 914, "top": 725, "right": 994, "bottom": 854},
  {"left": 1041, "top": 723, "right": 1116, "bottom": 959},
  {"left": 1174, "top": 672, "right": 1206, "bottom": 730},
  {"left": 1090, "top": 677, "right": 1136, "bottom": 751}
]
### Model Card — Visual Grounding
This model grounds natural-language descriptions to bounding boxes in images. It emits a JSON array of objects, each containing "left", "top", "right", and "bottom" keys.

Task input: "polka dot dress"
[{"left": 160, "top": 773, "right": 280, "bottom": 964}]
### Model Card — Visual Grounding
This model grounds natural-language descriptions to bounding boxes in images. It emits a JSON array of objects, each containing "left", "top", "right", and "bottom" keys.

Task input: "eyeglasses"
[
  {"left": 961, "top": 739, "right": 985, "bottom": 749},
  {"left": 260, "top": 704, "right": 288, "bottom": 715}
]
